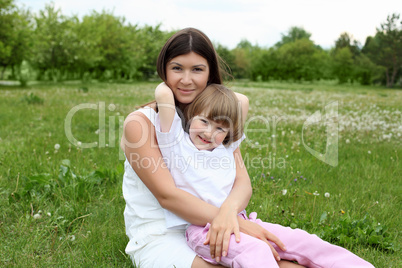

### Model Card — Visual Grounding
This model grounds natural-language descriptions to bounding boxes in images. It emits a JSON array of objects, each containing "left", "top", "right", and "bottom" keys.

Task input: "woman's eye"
[
  {"left": 194, "top": 67, "right": 203, "bottom": 72},
  {"left": 172, "top": 66, "right": 181, "bottom": 70}
]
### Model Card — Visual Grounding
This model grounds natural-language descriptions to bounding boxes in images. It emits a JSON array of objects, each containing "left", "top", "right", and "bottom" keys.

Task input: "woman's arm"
[{"left": 123, "top": 110, "right": 221, "bottom": 225}]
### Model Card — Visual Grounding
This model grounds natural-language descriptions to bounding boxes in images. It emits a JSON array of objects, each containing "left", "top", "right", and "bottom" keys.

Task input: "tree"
[
  {"left": 335, "top": 32, "right": 360, "bottom": 58},
  {"left": 275, "top": 26, "right": 312, "bottom": 47},
  {"left": 332, "top": 47, "right": 354, "bottom": 84},
  {"left": 363, "top": 13, "right": 402, "bottom": 87},
  {"left": 275, "top": 39, "right": 326, "bottom": 81},
  {"left": 231, "top": 39, "right": 256, "bottom": 79},
  {"left": 0, "top": 0, "right": 33, "bottom": 82},
  {"left": 31, "top": 3, "right": 75, "bottom": 81},
  {"left": 333, "top": 32, "right": 378, "bottom": 85},
  {"left": 215, "top": 43, "right": 236, "bottom": 80}
]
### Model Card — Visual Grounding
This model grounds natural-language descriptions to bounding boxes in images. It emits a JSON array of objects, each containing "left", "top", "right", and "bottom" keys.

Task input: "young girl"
[{"left": 154, "top": 83, "right": 374, "bottom": 268}]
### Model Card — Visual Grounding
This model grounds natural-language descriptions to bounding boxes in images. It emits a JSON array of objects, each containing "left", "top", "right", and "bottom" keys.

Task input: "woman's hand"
[
  {"left": 203, "top": 205, "right": 240, "bottom": 262},
  {"left": 238, "top": 217, "right": 287, "bottom": 261}
]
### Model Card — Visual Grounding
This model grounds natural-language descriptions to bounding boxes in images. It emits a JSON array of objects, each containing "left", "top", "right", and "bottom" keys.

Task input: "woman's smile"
[{"left": 166, "top": 52, "right": 210, "bottom": 104}]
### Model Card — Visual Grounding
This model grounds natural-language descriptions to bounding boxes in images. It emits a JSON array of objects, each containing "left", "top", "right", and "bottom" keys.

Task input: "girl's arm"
[{"left": 155, "top": 82, "right": 175, "bottom": 132}]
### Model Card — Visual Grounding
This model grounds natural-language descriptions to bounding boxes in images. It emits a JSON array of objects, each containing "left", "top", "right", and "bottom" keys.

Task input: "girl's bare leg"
[{"left": 278, "top": 260, "right": 306, "bottom": 268}]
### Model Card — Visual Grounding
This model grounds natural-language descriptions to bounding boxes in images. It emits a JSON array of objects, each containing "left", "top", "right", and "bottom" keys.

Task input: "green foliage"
[
  {"left": 0, "top": 0, "right": 33, "bottom": 83},
  {"left": 332, "top": 47, "right": 354, "bottom": 83},
  {"left": 21, "top": 92, "right": 44, "bottom": 104},
  {"left": 1, "top": 3, "right": 400, "bottom": 86},
  {"left": 275, "top": 26, "right": 312, "bottom": 47},
  {"left": 362, "top": 13, "right": 402, "bottom": 87},
  {"left": 9, "top": 159, "right": 122, "bottom": 231},
  {"left": 316, "top": 214, "right": 395, "bottom": 252},
  {"left": 249, "top": 39, "right": 330, "bottom": 82}
]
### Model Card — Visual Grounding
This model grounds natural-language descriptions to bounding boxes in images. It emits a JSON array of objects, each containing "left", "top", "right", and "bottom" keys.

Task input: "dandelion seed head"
[
  {"left": 54, "top": 144, "right": 60, "bottom": 150},
  {"left": 282, "top": 189, "right": 287, "bottom": 195},
  {"left": 324, "top": 192, "right": 330, "bottom": 198}
]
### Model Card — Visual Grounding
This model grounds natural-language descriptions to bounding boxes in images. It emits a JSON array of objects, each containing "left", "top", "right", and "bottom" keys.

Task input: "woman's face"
[{"left": 165, "top": 52, "right": 209, "bottom": 104}]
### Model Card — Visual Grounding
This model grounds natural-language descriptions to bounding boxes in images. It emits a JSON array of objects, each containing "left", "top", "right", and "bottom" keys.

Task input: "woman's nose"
[{"left": 181, "top": 71, "right": 192, "bottom": 85}]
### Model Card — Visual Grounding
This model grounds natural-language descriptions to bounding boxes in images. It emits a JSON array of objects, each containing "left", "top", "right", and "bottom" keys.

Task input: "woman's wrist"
[{"left": 219, "top": 201, "right": 239, "bottom": 216}]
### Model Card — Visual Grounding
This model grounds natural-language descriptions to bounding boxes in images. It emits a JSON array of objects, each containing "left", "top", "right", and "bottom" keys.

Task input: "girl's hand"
[
  {"left": 203, "top": 206, "right": 240, "bottom": 262},
  {"left": 238, "top": 218, "right": 286, "bottom": 261}
]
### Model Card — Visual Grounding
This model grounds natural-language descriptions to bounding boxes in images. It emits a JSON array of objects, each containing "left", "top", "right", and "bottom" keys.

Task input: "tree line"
[{"left": 1, "top": 1, "right": 401, "bottom": 87}]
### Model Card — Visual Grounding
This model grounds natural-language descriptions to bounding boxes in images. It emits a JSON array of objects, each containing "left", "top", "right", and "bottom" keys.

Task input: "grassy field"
[{"left": 0, "top": 80, "right": 400, "bottom": 267}]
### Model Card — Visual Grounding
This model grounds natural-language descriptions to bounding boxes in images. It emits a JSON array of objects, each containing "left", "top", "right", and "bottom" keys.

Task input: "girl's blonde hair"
[{"left": 185, "top": 84, "right": 243, "bottom": 146}]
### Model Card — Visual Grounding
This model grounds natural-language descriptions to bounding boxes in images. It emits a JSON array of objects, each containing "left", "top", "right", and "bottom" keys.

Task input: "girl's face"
[
  {"left": 165, "top": 52, "right": 210, "bottom": 104},
  {"left": 189, "top": 115, "right": 229, "bottom": 151}
]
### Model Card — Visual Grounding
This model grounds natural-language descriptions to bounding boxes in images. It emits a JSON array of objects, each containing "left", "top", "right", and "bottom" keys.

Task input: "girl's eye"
[
  {"left": 200, "top": 119, "right": 208, "bottom": 124},
  {"left": 193, "top": 67, "right": 203, "bottom": 72},
  {"left": 172, "top": 66, "right": 181, "bottom": 71}
]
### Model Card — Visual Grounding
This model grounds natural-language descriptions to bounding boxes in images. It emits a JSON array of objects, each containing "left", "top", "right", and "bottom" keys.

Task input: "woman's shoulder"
[
  {"left": 123, "top": 103, "right": 159, "bottom": 131},
  {"left": 126, "top": 103, "right": 157, "bottom": 119},
  {"left": 234, "top": 92, "right": 249, "bottom": 106}
]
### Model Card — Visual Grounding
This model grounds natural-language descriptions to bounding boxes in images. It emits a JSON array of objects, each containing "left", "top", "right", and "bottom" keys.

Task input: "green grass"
[{"left": 0, "top": 80, "right": 401, "bottom": 267}]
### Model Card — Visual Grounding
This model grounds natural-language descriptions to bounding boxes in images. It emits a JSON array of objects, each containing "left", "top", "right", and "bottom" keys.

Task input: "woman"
[{"left": 121, "top": 27, "right": 288, "bottom": 268}]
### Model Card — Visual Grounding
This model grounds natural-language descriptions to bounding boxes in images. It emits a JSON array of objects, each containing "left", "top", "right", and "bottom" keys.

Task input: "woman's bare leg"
[
  {"left": 191, "top": 256, "right": 224, "bottom": 268},
  {"left": 192, "top": 255, "right": 306, "bottom": 268},
  {"left": 278, "top": 260, "right": 306, "bottom": 268}
]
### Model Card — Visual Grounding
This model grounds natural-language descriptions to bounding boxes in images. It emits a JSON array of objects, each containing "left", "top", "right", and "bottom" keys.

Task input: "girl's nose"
[{"left": 203, "top": 128, "right": 212, "bottom": 138}]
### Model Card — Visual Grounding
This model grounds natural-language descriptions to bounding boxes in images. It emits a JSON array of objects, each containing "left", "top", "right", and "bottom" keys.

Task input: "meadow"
[{"left": 0, "top": 80, "right": 400, "bottom": 267}]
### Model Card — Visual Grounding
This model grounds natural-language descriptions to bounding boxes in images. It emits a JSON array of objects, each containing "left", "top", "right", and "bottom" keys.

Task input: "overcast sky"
[{"left": 18, "top": 0, "right": 402, "bottom": 49}]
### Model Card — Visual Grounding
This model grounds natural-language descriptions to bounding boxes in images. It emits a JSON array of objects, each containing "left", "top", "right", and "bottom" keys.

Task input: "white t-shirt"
[{"left": 155, "top": 110, "right": 245, "bottom": 229}]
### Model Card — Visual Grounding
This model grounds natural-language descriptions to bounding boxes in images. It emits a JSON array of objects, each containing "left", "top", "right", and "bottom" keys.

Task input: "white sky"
[{"left": 18, "top": 0, "right": 402, "bottom": 49}]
